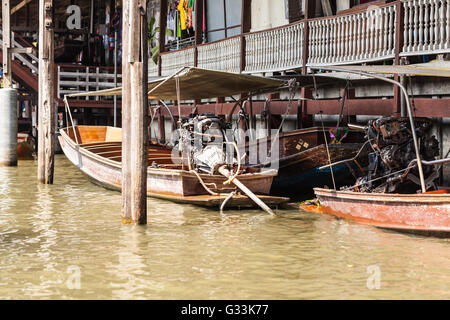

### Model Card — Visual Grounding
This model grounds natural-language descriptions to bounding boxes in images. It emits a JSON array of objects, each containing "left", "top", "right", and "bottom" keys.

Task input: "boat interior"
[
  {"left": 245, "top": 127, "right": 366, "bottom": 160},
  {"left": 63, "top": 126, "right": 263, "bottom": 173},
  {"left": 63, "top": 125, "right": 368, "bottom": 171},
  {"left": 63, "top": 126, "right": 183, "bottom": 168}
]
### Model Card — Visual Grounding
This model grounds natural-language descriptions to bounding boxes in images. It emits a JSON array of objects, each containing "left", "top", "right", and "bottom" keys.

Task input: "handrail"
[
  {"left": 0, "top": 28, "right": 39, "bottom": 74},
  {"left": 57, "top": 64, "right": 122, "bottom": 72},
  {"left": 11, "top": 31, "right": 35, "bottom": 49}
]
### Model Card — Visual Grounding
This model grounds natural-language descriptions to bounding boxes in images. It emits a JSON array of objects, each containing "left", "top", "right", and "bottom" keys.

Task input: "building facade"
[{"left": 152, "top": 0, "right": 450, "bottom": 184}]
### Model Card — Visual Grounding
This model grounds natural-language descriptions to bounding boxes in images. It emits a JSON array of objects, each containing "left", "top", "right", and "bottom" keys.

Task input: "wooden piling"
[
  {"left": 37, "top": 0, "right": 55, "bottom": 184},
  {"left": 2, "top": 0, "right": 12, "bottom": 88},
  {"left": 121, "top": 0, "right": 148, "bottom": 225},
  {"left": 157, "top": 105, "right": 166, "bottom": 144}
]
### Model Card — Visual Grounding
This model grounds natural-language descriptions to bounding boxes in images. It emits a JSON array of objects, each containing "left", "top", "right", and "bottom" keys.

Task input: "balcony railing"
[
  {"left": 308, "top": 3, "right": 396, "bottom": 65},
  {"left": 402, "top": 0, "right": 450, "bottom": 56},
  {"left": 149, "top": 61, "right": 158, "bottom": 77},
  {"left": 244, "top": 22, "right": 304, "bottom": 73},
  {"left": 198, "top": 36, "right": 241, "bottom": 73},
  {"left": 157, "top": 0, "right": 450, "bottom": 76},
  {"left": 160, "top": 47, "right": 195, "bottom": 76}
]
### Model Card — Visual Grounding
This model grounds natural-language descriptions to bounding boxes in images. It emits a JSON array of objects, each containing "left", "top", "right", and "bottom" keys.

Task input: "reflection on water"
[{"left": 0, "top": 155, "right": 448, "bottom": 299}]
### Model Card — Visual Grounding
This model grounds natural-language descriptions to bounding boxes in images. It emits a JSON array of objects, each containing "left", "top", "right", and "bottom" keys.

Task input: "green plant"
[{"left": 148, "top": 16, "right": 174, "bottom": 65}]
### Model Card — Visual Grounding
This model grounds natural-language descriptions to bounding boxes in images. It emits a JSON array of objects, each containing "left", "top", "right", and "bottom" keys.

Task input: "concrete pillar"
[{"left": 0, "top": 88, "right": 18, "bottom": 166}]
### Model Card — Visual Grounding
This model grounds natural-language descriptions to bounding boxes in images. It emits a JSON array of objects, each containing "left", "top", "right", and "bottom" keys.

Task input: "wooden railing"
[
  {"left": 156, "top": 0, "right": 450, "bottom": 76},
  {"left": 57, "top": 65, "right": 122, "bottom": 100},
  {"left": 0, "top": 28, "right": 39, "bottom": 74}
]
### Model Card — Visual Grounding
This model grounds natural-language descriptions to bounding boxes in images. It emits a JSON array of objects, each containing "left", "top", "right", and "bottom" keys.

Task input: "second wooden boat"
[
  {"left": 301, "top": 188, "right": 450, "bottom": 237},
  {"left": 245, "top": 127, "right": 367, "bottom": 198},
  {"left": 297, "top": 66, "right": 450, "bottom": 237}
]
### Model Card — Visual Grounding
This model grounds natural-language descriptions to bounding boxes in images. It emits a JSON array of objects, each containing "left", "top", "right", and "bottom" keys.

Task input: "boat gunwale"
[
  {"left": 253, "top": 143, "right": 363, "bottom": 168},
  {"left": 314, "top": 187, "right": 450, "bottom": 203}
]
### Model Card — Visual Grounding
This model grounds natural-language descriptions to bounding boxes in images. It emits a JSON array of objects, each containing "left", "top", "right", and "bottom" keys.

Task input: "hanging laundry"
[
  {"left": 192, "top": 7, "right": 195, "bottom": 31},
  {"left": 166, "top": 9, "right": 176, "bottom": 44},
  {"left": 188, "top": 0, "right": 193, "bottom": 29},
  {"left": 203, "top": 3, "right": 206, "bottom": 31},
  {"left": 177, "top": 10, "right": 182, "bottom": 37},
  {"left": 177, "top": 0, "right": 187, "bottom": 30}
]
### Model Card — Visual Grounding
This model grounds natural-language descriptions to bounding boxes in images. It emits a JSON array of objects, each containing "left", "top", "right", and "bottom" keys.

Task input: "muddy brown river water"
[{"left": 0, "top": 155, "right": 448, "bottom": 299}]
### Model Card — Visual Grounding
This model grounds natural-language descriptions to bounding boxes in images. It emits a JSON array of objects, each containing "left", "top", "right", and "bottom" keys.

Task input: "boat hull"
[
  {"left": 58, "top": 127, "right": 288, "bottom": 208},
  {"left": 306, "top": 188, "right": 450, "bottom": 236},
  {"left": 272, "top": 145, "right": 363, "bottom": 197},
  {"left": 245, "top": 128, "right": 367, "bottom": 198}
]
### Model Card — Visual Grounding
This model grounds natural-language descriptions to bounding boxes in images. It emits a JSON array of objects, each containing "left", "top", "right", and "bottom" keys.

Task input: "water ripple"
[{"left": 0, "top": 155, "right": 448, "bottom": 299}]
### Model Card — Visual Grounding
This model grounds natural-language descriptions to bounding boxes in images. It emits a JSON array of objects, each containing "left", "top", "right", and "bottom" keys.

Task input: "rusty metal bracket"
[
  {"left": 44, "top": 2, "right": 54, "bottom": 29},
  {"left": 42, "top": 0, "right": 54, "bottom": 60}
]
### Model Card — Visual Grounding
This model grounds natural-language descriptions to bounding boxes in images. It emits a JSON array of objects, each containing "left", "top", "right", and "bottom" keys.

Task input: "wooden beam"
[
  {"left": 194, "top": 0, "right": 204, "bottom": 67},
  {"left": 122, "top": 0, "right": 148, "bottom": 225},
  {"left": 195, "top": 0, "right": 204, "bottom": 45},
  {"left": 300, "top": 0, "right": 316, "bottom": 128},
  {"left": 11, "top": 0, "right": 33, "bottom": 15},
  {"left": 393, "top": 0, "right": 404, "bottom": 117},
  {"left": 301, "top": 0, "right": 315, "bottom": 73},
  {"left": 157, "top": 105, "right": 165, "bottom": 144},
  {"left": 37, "top": 0, "right": 55, "bottom": 184},
  {"left": 159, "top": 0, "right": 167, "bottom": 53},
  {"left": 2, "top": 0, "right": 12, "bottom": 88},
  {"left": 240, "top": 0, "right": 251, "bottom": 72}
]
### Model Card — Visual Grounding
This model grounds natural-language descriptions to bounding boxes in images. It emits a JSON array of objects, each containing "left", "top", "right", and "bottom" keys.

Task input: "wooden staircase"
[{"left": 0, "top": 29, "right": 38, "bottom": 94}]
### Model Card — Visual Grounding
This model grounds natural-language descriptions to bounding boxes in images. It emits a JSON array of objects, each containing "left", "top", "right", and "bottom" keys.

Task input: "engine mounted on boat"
[
  {"left": 177, "top": 114, "right": 235, "bottom": 174},
  {"left": 354, "top": 117, "right": 440, "bottom": 193}
]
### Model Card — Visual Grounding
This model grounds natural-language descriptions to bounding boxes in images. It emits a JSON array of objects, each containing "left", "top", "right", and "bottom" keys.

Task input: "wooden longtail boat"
[
  {"left": 58, "top": 125, "right": 289, "bottom": 208},
  {"left": 297, "top": 65, "right": 450, "bottom": 237},
  {"left": 301, "top": 188, "right": 450, "bottom": 237},
  {"left": 246, "top": 127, "right": 367, "bottom": 198}
]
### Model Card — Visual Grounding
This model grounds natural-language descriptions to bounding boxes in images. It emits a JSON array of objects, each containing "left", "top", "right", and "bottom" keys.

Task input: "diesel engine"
[
  {"left": 355, "top": 117, "right": 440, "bottom": 193},
  {"left": 176, "top": 113, "right": 235, "bottom": 174}
]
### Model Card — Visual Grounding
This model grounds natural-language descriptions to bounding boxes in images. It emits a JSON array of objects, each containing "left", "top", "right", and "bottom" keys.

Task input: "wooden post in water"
[
  {"left": 37, "top": 0, "right": 55, "bottom": 184},
  {"left": 2, "top": 0, "right": 12, "bottom": 88},
  {"left": 121, "top": 0, "right": 148, "bottom": 224}
]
